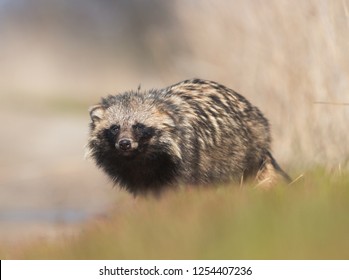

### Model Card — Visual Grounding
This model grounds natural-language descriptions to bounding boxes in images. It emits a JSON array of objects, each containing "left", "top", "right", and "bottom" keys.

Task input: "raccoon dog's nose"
[{"left": 118, "top": 139, "right": 132, "bottom": 151}]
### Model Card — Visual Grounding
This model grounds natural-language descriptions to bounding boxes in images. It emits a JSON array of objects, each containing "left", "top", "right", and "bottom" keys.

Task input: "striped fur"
[{"left": 86, "top": 79, "right": 290, "bottom": 195}]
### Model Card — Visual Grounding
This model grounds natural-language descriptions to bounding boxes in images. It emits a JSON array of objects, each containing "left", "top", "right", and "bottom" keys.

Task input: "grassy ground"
[
  {"left": 3, "top": 169, "right": 349, "bottom": 260},
  {"left": 1, "top": 0, "right": 348, "bottom": 261}
]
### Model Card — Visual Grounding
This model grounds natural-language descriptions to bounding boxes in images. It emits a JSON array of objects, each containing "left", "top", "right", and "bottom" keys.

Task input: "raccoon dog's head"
[{"left": 86, "top": 92, "right": 182, "bottom": 162}]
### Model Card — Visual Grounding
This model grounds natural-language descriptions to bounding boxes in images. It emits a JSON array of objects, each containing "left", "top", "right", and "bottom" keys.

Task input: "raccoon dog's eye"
[
  {"left": 133, "top": 123, "right": 145, "bottom": 130},
  {"left": 109, "top": 125, "right": 120, "bottom": 135},
  {"left": 133, "top": 123, "right": 154, "bottom": 139}
]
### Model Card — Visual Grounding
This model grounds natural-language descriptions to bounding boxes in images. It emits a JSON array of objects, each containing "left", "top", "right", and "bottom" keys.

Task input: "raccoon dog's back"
[{"left": 86, "top": 79, "right": 290, "bottom": 195}]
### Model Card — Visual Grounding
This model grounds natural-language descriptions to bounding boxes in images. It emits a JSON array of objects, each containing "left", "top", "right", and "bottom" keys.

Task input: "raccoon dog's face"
[
  {"left": 89, "top": 107, "right": 156, "bottom": 158},
  {"left": 103, "top": 121, "right": 155, "bottom": 157},
  {"left": 87, "top": 93, "right": 182, "bottom": 161}
]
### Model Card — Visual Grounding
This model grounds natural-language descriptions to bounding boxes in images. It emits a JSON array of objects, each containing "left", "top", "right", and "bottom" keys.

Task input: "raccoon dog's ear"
[{"left": 89, "top": 105, "right": 105, "bottom": 122}]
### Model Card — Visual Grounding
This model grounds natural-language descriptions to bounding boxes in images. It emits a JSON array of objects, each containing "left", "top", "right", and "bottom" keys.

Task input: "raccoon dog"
[{"left": 86, "top": 79, "right": 290, "bottom": 195}]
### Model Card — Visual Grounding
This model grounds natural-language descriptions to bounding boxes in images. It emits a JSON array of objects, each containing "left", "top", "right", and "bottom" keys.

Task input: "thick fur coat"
[{"left": 86, "top": 79, "right": 290, "bottom": 195}]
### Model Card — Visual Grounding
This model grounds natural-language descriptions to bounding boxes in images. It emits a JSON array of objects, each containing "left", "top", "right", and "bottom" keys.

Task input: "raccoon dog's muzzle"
[{"left": 115, "top": 138, "right": 139, "bottom": 155}]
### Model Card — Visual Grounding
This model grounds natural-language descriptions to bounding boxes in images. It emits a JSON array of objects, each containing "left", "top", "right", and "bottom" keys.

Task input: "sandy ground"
[{"left": 0, "top": 106, "right": 118, "bottom": 245}]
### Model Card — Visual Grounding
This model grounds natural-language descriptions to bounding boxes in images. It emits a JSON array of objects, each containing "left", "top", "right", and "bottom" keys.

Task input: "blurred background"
[{"left": 0, "top": 0, "right": 348, "bottom": 244}]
